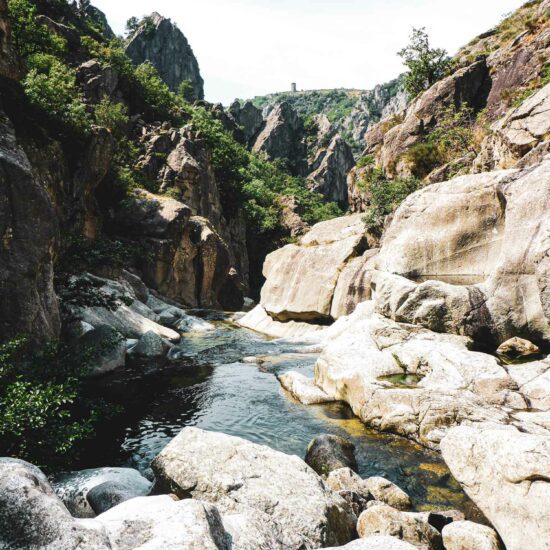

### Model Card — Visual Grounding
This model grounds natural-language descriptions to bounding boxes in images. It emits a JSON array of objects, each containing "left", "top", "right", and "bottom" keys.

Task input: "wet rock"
[
  {"left": 238, "top": 304, "right": 328, "bottom": 341},
  {"left": 442, "top": 520, "right": 503, "bottom": 550},
  {"left": 77, "top": 324, "right": 126, "bottom": 376},
  {"left": 364, "top": 477, "right": 412, "bottom": 511},
  {"left": 314, "top": 304, "right": 519, "bottom": 448},
  {"left": 357, "top": 504, "right": 443, "bottom": 549},
  {"left": 51, "top": 467, "right": 152, "bottom": 518},
  {"left": 128, "top": 330, "right": 170, "bottom": 358},
  {"left": 0, "top": 458, "right": 110, "bottom": 549},
  {"left": 496, "top": 337, "right": 540, "bottom": 361},
  {"left": 277, "top": 371, "right": 333, "bottom": 405},
  {"left": 125, "top": 12, "right": 204, "bottom": 99},
  {"left": 152, "top": 427, "right": 356, "bottom": 549},
  {"left": 441, "top": 424, "right": 550, "bottom": 550},
  {"left": 305, "top": 434, "right": 358, "bottom": 476}
]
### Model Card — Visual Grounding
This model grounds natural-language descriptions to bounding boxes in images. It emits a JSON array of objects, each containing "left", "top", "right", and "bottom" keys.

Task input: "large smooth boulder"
[
  {"left": 364, "top": 477, "right": 412, "bottom": 511},
  {"left": 237, "top": 304, "right": 328, "bottom": 341},
  {"left": 441, "top": 425, "right": 550, "bottom": 550},
  {"left": 260, "top": 214, "right": 368, "bottom": 322},
  {"left": 305, "top": 434, "right": 358, "bottom": 476},
  {"left": 325, "top": 536, "right": 417, "bottom": 549},
  {"left": 375, "top": 156, "right": 550, "bottom": 346},
  {"left": 125, "top": 12, "right": 204, "bottom": 99},
  {"left": 96, "top": 496, "right": 229, "bottom": 549},
  {"left": 277, "top": 371, "right": 333, "bottom": 405},
  {"left": 357, "top": 504, "right": 443, "bottom": 550},
  {"left": 442, "top": 520, "right": 503, "bottom": 550},
  {"left": 311, "top": 303, "right": 520, "bottom": 448},
  {"left": 77, "top": 324, "right": 127, "bottom": 376},
  {"left": 0, "top": 459, "right": 110, "bottom": 549},
  {"left": 152, "top": 427, "right": 356, "bottom": 549},
  {"left": 51, "top": 467, "right": 152, "bottom": 518}
]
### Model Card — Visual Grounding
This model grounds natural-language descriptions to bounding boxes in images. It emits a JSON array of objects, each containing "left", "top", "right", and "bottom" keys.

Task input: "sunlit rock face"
[
  {"left": 125, "top": 12, "right": 204, "bottom": 100},
  {"left": 374, "top": 156, "right": 550, "bottom": 347}
]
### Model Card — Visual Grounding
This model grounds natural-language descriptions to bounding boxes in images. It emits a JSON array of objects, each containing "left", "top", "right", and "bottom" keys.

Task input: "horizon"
[{"left": 92, "top": 0, "right": 526, "bottom": 105}]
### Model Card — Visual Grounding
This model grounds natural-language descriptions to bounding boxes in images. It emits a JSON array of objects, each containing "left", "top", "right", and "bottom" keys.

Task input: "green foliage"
[
  {"left": 7, "top": 0, "right": 66, "bottom": 59},
  {"left": 404, "top": 103, "right": 477, "bottom": 178},
  {"left": 361, "top": 169, "right": 421, "bottom": 235},
  {"left": 125, "top": 16, "right": 139, "bottom": 35},
  {"left": 82, "top": 37, "right": 184, "bottom": 123},
  {"left": 23, "top": 54, "right": 91, "bottom": 133},
  {"left": 0, "top": 338, "right": 114, "bottom": 469},
  {"left": 398, "top": 28, "right": 452, "bottom": 97},
  {"left": 356, "top": 155, "right": 375, "bottom": 168},
  {"left": 94, "top": 98, "right": 129, "bottom": 138},
  {"left": 178, "top": 80, "right": 195, "bottom": 102},
  {"left": 404, "top": 142, "right": 443, "bottom": 179},
  {"left": 187, "top": 105, "right": 342, "bottom": 232},
  {"left": 58, "top": 235, "right": 152, "bottom": 275},
  {"left": 134, "top": 62, "right": 184, "bottom": 120}
]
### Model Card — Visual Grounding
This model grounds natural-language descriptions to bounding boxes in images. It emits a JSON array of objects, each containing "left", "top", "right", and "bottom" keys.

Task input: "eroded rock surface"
[
  {"left": 441, "top": 425, "right": 550, "bottom": 550},
  {"left": 152, "top": 427, "right": 356, "bottom": 549},
  {"left": 125, "top": 12, "right": 204, "bottom": 99}
]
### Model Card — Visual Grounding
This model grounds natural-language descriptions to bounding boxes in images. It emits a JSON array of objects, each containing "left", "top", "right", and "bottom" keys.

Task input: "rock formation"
[
  {"left": 253, "top": 101, "right": 308, "bottom": 175},
  {"left": 308, "top": 135, "right": 356, "bottom": 208},
  {"left": 125, "top": 12, "right": 204, "bottom": 100}
]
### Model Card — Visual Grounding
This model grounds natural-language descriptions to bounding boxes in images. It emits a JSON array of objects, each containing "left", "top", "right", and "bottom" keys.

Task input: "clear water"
[{"left": 83, "top": 317, "right": 485, "bottom": 521}]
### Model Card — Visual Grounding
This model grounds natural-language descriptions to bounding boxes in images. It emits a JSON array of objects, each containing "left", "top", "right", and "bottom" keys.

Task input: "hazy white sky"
[{"left": 92, "top": 0, "right": 526, "bottom": 104}]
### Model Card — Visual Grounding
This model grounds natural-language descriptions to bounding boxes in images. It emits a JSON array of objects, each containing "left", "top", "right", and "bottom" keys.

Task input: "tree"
[
  {"left": 398, "top": 28, "right": 452, "bottom": 98},
  {"left": 125, "top": 16, "right": 139, "bottom": 35}
]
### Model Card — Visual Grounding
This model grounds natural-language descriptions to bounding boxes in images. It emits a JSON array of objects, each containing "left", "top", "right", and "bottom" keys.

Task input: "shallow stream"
[{"left": 83, "top": 315, "right": 484, "bottom": 521}]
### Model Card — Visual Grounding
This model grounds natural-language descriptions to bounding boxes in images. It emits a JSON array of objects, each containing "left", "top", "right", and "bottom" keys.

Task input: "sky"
[{"left": 92, "top": 0, "right": 526, "bottom": 105}]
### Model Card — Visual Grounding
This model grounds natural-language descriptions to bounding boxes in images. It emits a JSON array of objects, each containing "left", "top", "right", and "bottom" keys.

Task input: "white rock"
[
  {"left": 324, "top": 536, "right": 418, "bottom": 549},
  {"left": 96, "top": 496, "right": 230, "bottom": 549},
  {"left": 442, "top": 520, "right": 503, "bottom": 550},
  {"left": 277, "top": 371, "right": 333, "bottom": 404},
  {"left": 357, "top": 504, "right": 443, "bottom": 549},
  {"left": 151, "top": 427, "right": 356, "bottom": 549},
  {"left": 364, "top": 477, "right": 412, "bottom": 511},
  {"left": 441, "top": 424, "right": 550, "bottom": 550}
]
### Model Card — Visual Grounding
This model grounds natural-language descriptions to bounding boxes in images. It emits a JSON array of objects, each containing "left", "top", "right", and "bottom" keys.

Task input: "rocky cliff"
[{"left": 125, "top": 12, "right": 204, "bottom": 100}]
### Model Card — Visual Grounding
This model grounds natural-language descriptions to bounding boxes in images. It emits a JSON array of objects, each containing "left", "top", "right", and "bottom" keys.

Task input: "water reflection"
[{"left": 85, "top": 319, "right": 484, "bottom": 521}]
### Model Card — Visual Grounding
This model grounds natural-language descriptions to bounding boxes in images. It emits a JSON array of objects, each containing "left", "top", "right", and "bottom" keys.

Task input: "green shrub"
[
  {"left": 398, "top": 28, "right": 452, "bottom": 97},
  {"left": 8, "top": 0, "right": 66, "bottom": 59},
  {"left": 356, "top": 155, "right": 375, "bottom": 168},
  {"left": 0, "top": 337, "right": 115, "bottom": 470},
  {"left": 361, "top": 169, "right": 421, "bottom": 234},
  {"left": 94, "top": 98, "right": 129, "bottom": 138},
  {"left": 134, "top": 62, "right": 184, "bottom": 120},
  {"left": 404, "top": 142, "right": 443, "bottom": 178},
  {"left": 23, "top": 54, "right": 91, "bottom": 133}
]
